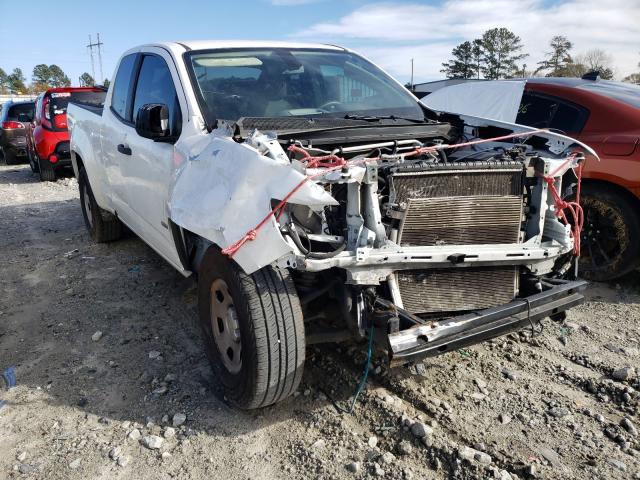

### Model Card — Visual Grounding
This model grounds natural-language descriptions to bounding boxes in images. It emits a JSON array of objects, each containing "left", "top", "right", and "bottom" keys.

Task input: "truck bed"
[{"left": 69, "top": 101, "right": 104, "bottom": 116}]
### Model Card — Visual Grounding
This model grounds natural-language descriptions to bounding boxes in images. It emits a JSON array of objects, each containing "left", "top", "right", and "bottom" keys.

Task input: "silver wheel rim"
[
  {"left": 83, "top": 183, "right": 94, "bottom": 228},
  {"left": 210, "top": 279, "right": 242, "bottom": 373}
]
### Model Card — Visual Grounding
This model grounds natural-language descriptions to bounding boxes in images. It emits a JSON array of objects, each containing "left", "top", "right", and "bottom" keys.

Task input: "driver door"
[{"left": 120, "top": 49, "right": 185, "bottom": 268}]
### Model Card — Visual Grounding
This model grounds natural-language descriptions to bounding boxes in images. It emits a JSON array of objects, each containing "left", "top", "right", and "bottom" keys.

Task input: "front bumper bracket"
[{"left": 384, "top": 279, "right": 587, "bottom": 365}]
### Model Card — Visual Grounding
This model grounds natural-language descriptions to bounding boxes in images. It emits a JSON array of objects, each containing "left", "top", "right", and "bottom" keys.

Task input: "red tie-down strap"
[
  {"left": 287, "top": 144, "right": 347, "bottom": 169},
  {"left": 221, "top": 155, "right": 376, "bottom": 257},
  {"left": 222, "top": 128, "right": 581, "bottom": 258},
  {"left": 536, "top": 154, "right": 585, "bottom": 256}
]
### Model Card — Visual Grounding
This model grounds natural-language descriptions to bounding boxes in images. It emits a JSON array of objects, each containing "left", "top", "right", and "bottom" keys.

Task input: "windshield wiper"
[{"left": 344, "top": 114, "right": 427, "bottom": 123}]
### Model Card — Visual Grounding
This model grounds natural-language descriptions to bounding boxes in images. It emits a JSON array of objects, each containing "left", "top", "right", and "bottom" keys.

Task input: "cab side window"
[
  {"left": 517, "top": 91, "right": 589, "bottom": 134},
  {"left": 111, "top": 54, "right": 137, "bottom": 121},
  {"left": 132, "top": 55, "right": 181, "bottom": 138}
]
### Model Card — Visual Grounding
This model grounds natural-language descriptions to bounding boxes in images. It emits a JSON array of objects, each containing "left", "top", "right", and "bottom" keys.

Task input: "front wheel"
[
  {"left": 198, "top": 248, "right": 305, "bottom": 409},
  {"left": 578, "top": 184, "right": 640, "bottom": 281}
]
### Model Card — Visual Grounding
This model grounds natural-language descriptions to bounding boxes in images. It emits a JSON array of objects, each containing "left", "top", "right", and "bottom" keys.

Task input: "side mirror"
[{"left": 135, "top": 103, "right": 170, "bottom": 140}]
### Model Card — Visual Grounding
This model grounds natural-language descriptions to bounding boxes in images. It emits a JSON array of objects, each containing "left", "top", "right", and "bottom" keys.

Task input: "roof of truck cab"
[{"left": 154, "top": 40, "right": 347, "bottom": 52}]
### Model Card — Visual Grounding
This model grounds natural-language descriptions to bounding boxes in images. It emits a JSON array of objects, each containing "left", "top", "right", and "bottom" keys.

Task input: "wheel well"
[
  {"left": 71, "top": 151, "right": 84, "bottom": 178},
  {"left": 171, "top": 225, "right": 217, "bottom": 277},
  {"left": 581, "top": 178, "right": 640, "bottom": 212}
]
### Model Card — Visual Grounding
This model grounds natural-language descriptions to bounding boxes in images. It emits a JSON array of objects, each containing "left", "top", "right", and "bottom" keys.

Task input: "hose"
[
  {"left": 322, "top": 323, "right": 375, "bottom": 414},
  {"left": 288, "top": 224, "right": 346, "bottom": 259}
]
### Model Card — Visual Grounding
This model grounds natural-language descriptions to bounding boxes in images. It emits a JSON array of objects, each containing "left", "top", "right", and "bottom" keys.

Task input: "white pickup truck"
[{"left": 68, "top": 41, "right": 594, "bottom": 409}]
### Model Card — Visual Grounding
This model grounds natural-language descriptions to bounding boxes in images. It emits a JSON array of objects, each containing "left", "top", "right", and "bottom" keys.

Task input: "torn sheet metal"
[
  {"left": 168, "top": 129, "right": 337, "bottom": 273},
  {"left": 454, "top": 113, "right": 600, "bottom": 161}
]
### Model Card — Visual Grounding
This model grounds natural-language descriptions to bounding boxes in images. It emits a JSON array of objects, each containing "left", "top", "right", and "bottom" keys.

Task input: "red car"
[
  {"left": 27, "top": 87, "right": 105, "bottom": 181},
  {"left": 424, "top": 77, "right": 640, "bottom": 280}
]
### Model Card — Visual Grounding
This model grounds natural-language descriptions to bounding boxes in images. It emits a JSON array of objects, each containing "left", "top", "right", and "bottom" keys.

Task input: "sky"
[{"left": 0, "top": 0, "right": 638, "bottom": 86}]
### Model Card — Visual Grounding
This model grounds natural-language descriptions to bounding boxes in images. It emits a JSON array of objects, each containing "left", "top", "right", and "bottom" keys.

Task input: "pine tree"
[
  {"left": 7, "top": 68, "right": 27, "bottom": 93},
  {"left": 481, "top": 28, "right": 528, "bottom": 79},
  {"left": 0, "top": 67, "right": 8, "bottom": 94},
  {"left": 536, "top": 36, "right": 573, "bottom": 77},
  {"left": 80, "top": 72, "right": 95, "bottom": 87},
  {"left": 441, "top": 41, "right": 476, "bottom": 79}
]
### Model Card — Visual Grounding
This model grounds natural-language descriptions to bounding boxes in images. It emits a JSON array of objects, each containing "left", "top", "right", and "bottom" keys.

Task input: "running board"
[{"left": 380, "top": 279, "right": 587, "bottom": 366}]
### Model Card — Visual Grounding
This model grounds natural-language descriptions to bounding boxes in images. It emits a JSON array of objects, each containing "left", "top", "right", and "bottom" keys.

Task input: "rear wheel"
[
  {"left": 3, "top": 148, "right": 16, "bottom": 165},
  {"left": 28, "top": 146, "right": 39, "bottom": 173},
  {"left": 198, "top": 248, "right": 305, "bottom": 409},
  {"left": 78, "top": 167, "right": 123, "bottom": 242},
  {"left": 38, "top": 157, "right": 56, "bottom": 182},
  {"left": 578, "top": 184, "right": 640, "bottom": 281}
]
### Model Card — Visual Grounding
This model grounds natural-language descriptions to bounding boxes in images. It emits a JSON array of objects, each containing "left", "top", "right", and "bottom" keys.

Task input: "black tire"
[
  {"left": 38, "top": 157, "right": 56, "bottom": 182},
  {"left": 28, "top": 147, "right": 39, "bottom": 173},
  {"left": 3, "top": 148, "right": 16, "bottom": 165},
  {"left": 198, "top": 248, "right": 305, "bottom": 409},
  {"left": 578, "top": 184, "right": 640, "bottom": 281},
  {"left": 78, "top": 167, "right": 123, "bottom": 242},
  {"left": 0, "top": 147, "right": 5, "bottom": 165}
]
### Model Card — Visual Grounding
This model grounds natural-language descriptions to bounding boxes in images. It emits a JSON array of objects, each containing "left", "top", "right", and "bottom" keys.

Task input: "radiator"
[
  {"left": 390, "top": 164, "right": 524, "bottom": 315},
  {"left": 397, "top": 267, "right": 519, "bottom": 314}
]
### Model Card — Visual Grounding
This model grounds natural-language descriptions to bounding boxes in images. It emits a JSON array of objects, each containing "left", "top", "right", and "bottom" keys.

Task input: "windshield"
[
  {"left": 49, "top": 91, "right": 105, "bottom": 117},
  {"left": 577, "top": 81, "right": 640, "bottom": 109},
  {"left": 185, "top": 48, "right": 423, "bottom": 124}
]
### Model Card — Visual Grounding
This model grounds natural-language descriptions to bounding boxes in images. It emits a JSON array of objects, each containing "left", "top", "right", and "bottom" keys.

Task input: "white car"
[{"left": 68, "top": 41, "right": 595, "bottom": 408}]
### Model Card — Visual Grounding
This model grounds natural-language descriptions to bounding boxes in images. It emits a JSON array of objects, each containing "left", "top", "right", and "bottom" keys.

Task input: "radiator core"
[
  {"left": 397, "top": 267, "right": 519, "bottom": 314},
  {"left": 391, "top": 165, "right": 524, "bottom": 314}
]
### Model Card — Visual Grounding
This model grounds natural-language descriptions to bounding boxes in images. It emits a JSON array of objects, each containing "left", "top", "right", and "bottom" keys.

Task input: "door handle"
[{"left": 117, "top": 144, "right": 132, "bottom": 155}]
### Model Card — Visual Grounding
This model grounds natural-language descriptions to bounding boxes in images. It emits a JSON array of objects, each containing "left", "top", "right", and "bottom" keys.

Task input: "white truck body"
[{"left": 67, "top": 42, "right": 595, "bottom": 407}]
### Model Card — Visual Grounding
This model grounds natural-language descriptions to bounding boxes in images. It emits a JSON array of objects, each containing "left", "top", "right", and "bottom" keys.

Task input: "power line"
[{"left": 87, "top": 34, "right": 104, "bottom": 83}]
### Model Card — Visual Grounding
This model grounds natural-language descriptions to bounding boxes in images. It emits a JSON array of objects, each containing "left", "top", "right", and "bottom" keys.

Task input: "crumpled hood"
[{"left": 168, "top": 130, "right": 337, "bottom": 273}]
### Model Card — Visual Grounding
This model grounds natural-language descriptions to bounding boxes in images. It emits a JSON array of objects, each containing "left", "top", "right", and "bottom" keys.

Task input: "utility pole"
[
  {"left": 410, "top": 58, "right": 414, "bottom": 91},
  {"left": 87, "top": 34, "right": 104, "bottom": 84}
]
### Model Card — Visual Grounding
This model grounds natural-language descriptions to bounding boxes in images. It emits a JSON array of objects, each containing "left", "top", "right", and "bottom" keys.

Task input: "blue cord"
[{"left": 327, "top": 324, "right": 375, "bottom": 414}]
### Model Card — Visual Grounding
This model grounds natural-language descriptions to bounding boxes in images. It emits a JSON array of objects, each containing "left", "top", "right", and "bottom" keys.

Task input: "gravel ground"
[{"left": 0, "top": 162, "right": 639, "bottom": 480}]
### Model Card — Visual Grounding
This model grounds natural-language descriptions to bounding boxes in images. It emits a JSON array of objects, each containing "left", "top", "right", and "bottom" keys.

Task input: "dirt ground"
[{"left": 0, "top": 162, "right": 639, "bottom": 480}]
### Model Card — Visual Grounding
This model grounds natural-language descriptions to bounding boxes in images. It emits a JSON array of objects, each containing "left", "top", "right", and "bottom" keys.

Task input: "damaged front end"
[{"left": 170, "top": 114, "right": 596, "bottom": 366}]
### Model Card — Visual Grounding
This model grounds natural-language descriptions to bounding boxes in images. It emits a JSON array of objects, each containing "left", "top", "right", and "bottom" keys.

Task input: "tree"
[
  {"left": 31, "top": 64, "right": 71, "bottom": 90},
  {"left": 623, "top": 73, "right": 640, "bottom": 84},
  {"left": 441, "top": 41, "right": 476, "bottom": 79},
  {"left": 31, "top": 64, "right": 51, "bottom": 92},
  {"left": 481, "top": 27, "right": 528, "bottom": 79},
  {"left": 536, "top": 36, "right": 573, "bottom": 77},
  {"left": 0, "top": 67, "right": 9, "bottom": 94},
  {"left": 576, "top": 49, "right": 614, "bottom": 79},
  {"left": 471, "top": 39, "right": 484, "bottom": 79},
  {"left": 80, "top": 72, "right": 95, "bottom": 87},
  {"left": 48, "top": 65, "right": 71, "bottom": 87},
  {"left": 7, "top": 68, "right": 27, "bottom": 93},
  {"left": 622, "top": 58, "right": 640, "bottom": 84},
  {"left": 32, "top": 64, "right": 51, "bottom": 84},
  {"left": 103, "top": 78, "right": 111, "bottom": 89}
]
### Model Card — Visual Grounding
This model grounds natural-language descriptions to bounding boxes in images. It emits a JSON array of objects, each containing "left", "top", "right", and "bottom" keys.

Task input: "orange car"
[{"left": 424, "top": 78, "right": 640, "bottom": 280}]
